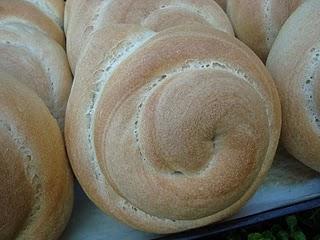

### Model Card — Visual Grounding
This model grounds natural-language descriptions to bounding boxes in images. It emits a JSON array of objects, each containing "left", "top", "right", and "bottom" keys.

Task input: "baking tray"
[{"left": 61, "top": 149, "right": 320, "bottom": 240}]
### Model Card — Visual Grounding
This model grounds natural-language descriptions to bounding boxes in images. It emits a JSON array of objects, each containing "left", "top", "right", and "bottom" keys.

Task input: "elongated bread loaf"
[
  {"left": 267, "top": 0, "right": 320, "bottom": 172},
  {"left": 65, "top": 23, "right": 281, "bottom": 233},
  {"left": 227, "top": 0, "right": 304, "bottom": 61},
  {"left": 65, "top": 0, "right": 234, "bottom": 73},
  {"left": 0, "top": 72, "right": 73, "bottom": 240}
]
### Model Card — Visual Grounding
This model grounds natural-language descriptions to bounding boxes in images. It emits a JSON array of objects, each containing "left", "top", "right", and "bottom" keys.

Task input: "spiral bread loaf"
[
  {"left": 65, "top": 0, "right": 281, "bottom": 233},
  {"left": 267, "top": 0, "right": 320, "bottom": 172},
  {"left": 64, "top": 0, "right": 234, "bottom": 73},
  {"left": 0, "top": 72, "right": 73, "bottom": 240},
  {"left": 227, "top": 0, "right": 305, "bottom": 61},
  {"left": 0, "top": 0, "right": 72, "bottom": 128}
]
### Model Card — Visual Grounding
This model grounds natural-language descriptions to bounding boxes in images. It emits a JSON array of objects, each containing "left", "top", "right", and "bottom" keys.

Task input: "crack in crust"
[
  {"left": 0, "top": 119, "right": 42, "bottom": 237},
  {"left": 85, "top": 31, "right": 156, "bottom": 181},
  {"left": 303, "top": 47, "right": 320, "bottom": 129}
]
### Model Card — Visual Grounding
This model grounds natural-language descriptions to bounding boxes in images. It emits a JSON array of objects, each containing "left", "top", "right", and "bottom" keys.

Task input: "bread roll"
[
  {"left": 227, "top": 0, "right": 304, "bottom": 61},
  {"left": 65, "top": 24, "right": 281, "bottom": 233},
  {"left": 0, "top": 0, "right": 65, "bottom": 47},
  {"left": 65, "top": 0, "right": 234, "bottom": 73},
  {"left": 0, "top": 23, "right": 72, "bottom": 128},
  {"left": 0, "top": 72, "right": 73, "bottom": 240},
  {"left": 267, "top": 0, "right": 320, "bottom": 172}
]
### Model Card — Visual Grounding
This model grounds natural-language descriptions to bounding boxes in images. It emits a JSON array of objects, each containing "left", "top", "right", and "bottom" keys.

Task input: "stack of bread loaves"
[
  {"left": 65, "top": 0, "right": 281, "bottom": 233},
  {"left": 1, "top": 0, "right": 319, "bottom": 238},
  {"left": 0, "top": 0, "right": 73, "bottom": 239}
]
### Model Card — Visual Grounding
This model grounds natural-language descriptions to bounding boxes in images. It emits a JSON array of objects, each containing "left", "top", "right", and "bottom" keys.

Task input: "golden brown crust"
[
  {"left": 65, "top": 0, "right": 234, "bottom": 73},
  {"left": 0, "top": 23, "right": 72, "bottom": 128},
  {"left": 0, "top": 127, "right": 34, "bottom": 240},
  {"left": 65, "top": 24, "right": 281, "bottom": 233},
  {"left": 227, "top": 0, "right": 304, "bottom": 61},
  {"left": 0, "top": 72, "right": 73, "bottom": 240},
  {"left": 267, "top": 0, "right": 320, "bottom": 172},
  {"left": 0, "top": 0, "right": 65, "bottom": 47}
]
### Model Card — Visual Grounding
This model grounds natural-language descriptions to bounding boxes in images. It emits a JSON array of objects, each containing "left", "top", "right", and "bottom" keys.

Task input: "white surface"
[{"left": 61, "top": 149, "right": 320, "bottom": 240}]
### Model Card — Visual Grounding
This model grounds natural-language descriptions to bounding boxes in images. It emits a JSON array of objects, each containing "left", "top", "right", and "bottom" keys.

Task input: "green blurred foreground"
[{"left": 225, "top": 208, "right": 320, "bottom": 240}]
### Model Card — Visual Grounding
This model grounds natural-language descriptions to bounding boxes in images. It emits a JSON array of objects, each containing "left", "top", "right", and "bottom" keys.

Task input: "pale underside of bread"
[
  {"left": 65, "top": 24, "right": 281, "bottom": 233},
  {"left": 65, "top": 0, "right": 234, "bottom": 73},
  {"left": 267, "top": 0, "right": 320, "bottom": 172},
  {"left": 0, "top": 0, "right": 65, "bottom": 47},
  {"left": 0, "top": 23, "right": 72, "bottom": 128},
  {"left": 227, "top": 0, "right": 304, "bottom": 61},
  {"left": 0, "top": 73, "right": 73, "bottom": 240}
]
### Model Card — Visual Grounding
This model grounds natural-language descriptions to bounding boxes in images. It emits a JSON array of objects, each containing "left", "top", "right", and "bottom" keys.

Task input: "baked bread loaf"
[
  {"left": 0, "top": 0, "right": 72, "bottom": 128},
  {"left": 0, "top": 0, "right": 65, "bottom": 47},
  {"left": 64, "top": 0, "right": 234, "bottom": 73},
  {"left": 0, "top": 72, "right": 73, "bottom": 240},
  {"left": 227, "top": 0, "right": 304, "bottom": 61},
  {"left": 65, "top": 23, "right": 281, "bottom": 233},
  {"left": 267, "top": 0, "right": 320, "bottom": 172}
]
